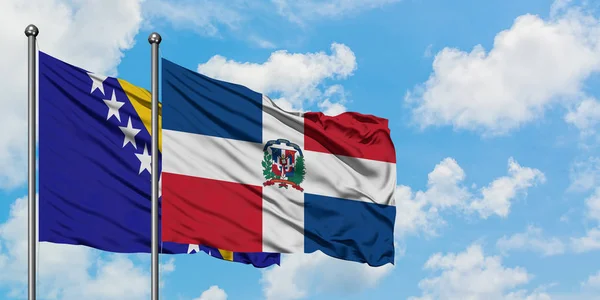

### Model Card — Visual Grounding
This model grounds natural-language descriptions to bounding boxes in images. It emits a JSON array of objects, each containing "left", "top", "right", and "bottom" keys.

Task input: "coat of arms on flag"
[{"left": 262, "top": 139, "right": 306, "bottom": 192}]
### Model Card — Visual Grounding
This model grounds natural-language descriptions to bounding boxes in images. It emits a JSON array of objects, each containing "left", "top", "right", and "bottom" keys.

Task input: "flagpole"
[
  {"left": 25, "top": 24, "right": 39, "bottom": 300},
  {"left": 149, "top": 32, "right": 162, "bottom": 300}
]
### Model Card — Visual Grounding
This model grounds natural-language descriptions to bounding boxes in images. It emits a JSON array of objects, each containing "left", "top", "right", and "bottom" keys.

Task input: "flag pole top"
[
  {"left": 148, "top": 32, "right": 162, "bottom": 44},
  {"left": 24, "top": 24, "right": 39, "bottom": 37}
]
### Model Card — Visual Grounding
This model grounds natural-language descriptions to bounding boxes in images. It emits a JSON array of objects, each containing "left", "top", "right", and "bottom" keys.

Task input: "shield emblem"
[
  {"left": 270, "top": 148, "right": 296, "bottom": 178},
  {"left": 261, "top": 139, "right": 306, "bottom": 192}
]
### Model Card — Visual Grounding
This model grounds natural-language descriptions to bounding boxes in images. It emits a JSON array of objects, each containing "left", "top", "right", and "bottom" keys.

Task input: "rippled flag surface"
[
  {"left": 161, "top": 58, "right": 397, "bottom": 266},
  {"left": 38, "top": 51, "right": 280, "bottom": 268}
]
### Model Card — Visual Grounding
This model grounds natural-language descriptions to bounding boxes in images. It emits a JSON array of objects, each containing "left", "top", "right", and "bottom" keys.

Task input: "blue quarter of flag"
[{"left": 38, "top": 51, "right": 280, "bottom": 268}]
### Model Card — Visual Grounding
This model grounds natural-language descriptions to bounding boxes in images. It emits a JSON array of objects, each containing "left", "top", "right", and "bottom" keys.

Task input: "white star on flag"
[
  {"left": 88, "top": 72, "right": 107, "bottom": 95},
  {"left": 187, "top": 244, "right": 200, "bottom": 254},
  {"left": 102, "top": 90, "right": 125, "bottom": 122},
  {"left": 158, "top": 174, "right": 162, "bottom": 197},
  {"left": 119, "top": 117, "right": 141, "bottom": 149},
  {"left": 135, "top": 144, "right": 152, "bottom": 174}
]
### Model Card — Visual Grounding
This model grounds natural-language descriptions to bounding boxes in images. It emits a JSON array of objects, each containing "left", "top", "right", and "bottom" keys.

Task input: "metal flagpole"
[
  {"left": 25, "top": 24, "right": 39, "bottom": 300},
  {"left": 148, "top": 32, "right": 162, "bottom": 300}
]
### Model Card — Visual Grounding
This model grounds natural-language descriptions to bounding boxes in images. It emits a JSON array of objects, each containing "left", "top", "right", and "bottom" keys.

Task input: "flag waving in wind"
[
  {"left": 38, "top": 51, "right": 280, "bottom": 268},
  {"left": 161, "top": 59, "right": 397, "bottom": 267}
]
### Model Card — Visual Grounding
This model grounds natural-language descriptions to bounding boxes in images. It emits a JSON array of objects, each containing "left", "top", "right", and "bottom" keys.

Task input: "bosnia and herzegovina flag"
[{"left": 38, "top": 51, "right": 280, "bottom": 268}]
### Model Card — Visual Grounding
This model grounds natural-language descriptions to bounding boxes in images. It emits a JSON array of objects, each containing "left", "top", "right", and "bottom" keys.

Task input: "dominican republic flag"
[{"left": 161, "top": 59, "right": 397, "bottom": 266}]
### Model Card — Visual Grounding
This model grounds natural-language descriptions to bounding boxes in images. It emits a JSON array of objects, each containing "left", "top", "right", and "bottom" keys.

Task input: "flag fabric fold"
[
  {"left": 160, "top": 58, "right": 397, "bottom": 267},
  {"left": 38, "top": 51, "right": 280, "bottom": 268}
]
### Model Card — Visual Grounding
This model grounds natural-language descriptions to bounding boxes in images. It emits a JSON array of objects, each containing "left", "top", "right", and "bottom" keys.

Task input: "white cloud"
[
  {"left": 193, "top": 285, "right": 228, "bottom": 300},
  {"left": 496, "top": 186, "right": 600, "bottom": 256},
  {"left": 260, "top": 251, "right": 393, "bottom": 300},
  {"left": 571, "top": 228, "right": 600, "bottom": 253},
  {"left": 317, "top": 99, "right": 347, "bottom": 116},
  {"left": 409, "top": 243, "right": 549, "bottom": 300},
  {"left": 395, "top": 157, "right": 545, "bottom": 237},
  {"left": 565, "top": 97, "right": 600, "bottom": 137},
  {"left": 272, "top": 0, "right": 401, "bottom": 24},
  {"left": 504, "top": 289, "right": 553, "bottom": 300},
  {"left": 0, "top": 196, "right": 174, "bottom": 299},
  {"left": 424, "top": 44, "right": 434, "bottom": 58},
  {"left": 142, "top": 0, "right": 400, "bottom": 46},
  {"left": 406, "top": 4, "right": 600, "bottom": 136},
  {"left": 0, "top": 0, "right": 144, "bottom": 189},
  {"left": 160, "top": 257, "right": 176, "bottom": 273},
  {"left": 197, "top": 43, "right": 357, "bottom": 112},
  {"left": 570, "top": 188, "right": 600, "bottom": 253},
  {"left": 248, "top": 35, "right": 277, "bottom": 49},
  {"left": 394, "top": 185, "right": 445, "bottom": 237},
  {"left": 468, "top": 158, "right": 546, "bottom": 219},
  {"left": 317, "top": 85, "right": 348, "bottom": 116},
  {"left": 582, "top": 270, "right": 600, "bottom": 289},
  {"left": 550, "top": 0, "right": 574, "bottom": 17},
  {"left": 394, "top": 158, "right": 469, "bottom": 237},
  {"left": 143, "top": 0, "right": 243, "bottom": 37},
  {"left": 496, "top": 225, "right": 566, "bottom": 256},
  {"left": 585, "top": 188, "right": 600, "bottom": 222},
  {"left": 569, "top": 157, "right": 600, "bottom": 192}
]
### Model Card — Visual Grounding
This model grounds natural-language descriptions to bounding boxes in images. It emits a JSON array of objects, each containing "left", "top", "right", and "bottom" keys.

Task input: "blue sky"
[{"left": 1, "top": 0, "right": 600, "bottom": 299}]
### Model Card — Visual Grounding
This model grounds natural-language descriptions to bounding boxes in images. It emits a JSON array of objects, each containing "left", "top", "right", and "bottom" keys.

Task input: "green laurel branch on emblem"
[
  {"left": 287, "top": 156, "right": 305, "bottom": 186},
  {"left": 262, "top": 152, "right": 277, "bottom": 180}
]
